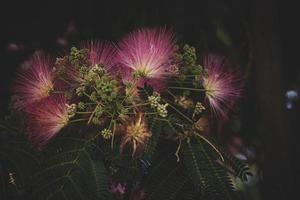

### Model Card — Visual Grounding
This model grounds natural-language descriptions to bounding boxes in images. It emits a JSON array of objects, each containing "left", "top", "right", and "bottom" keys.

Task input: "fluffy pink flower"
[
  {"left": 12, "top": 51, "right": 53, "bottom": 110},
  {"left": 25, "top": 94, "right": 69, "bottom": 147},
  {"left": 64, "top": 62, "right": 84, "bottom": 85},
  {"left": 202, "top": 54, "right": 243, "bottom": 119},
  {"left": 120, "top": 113, "right": 151, "bottom": 157},
  {"left": 117, "top": 27, "right": 177, "bottom": 91},
  {"left": 58, "top": 41, "right": 117, "bottom": 88},
  {"left": 81, "top": 40, "right": 117, "bottom": 71}
]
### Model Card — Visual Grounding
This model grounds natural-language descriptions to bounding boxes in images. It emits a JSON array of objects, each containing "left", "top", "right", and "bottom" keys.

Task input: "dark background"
[{"left": 0, "top": 0, "right": 299, "bottom": 199}]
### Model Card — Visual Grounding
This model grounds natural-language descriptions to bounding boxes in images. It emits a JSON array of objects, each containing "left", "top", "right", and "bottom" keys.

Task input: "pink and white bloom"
[
  {"left": 63, "top": 62, "right": 84, "bottom": 85},
  {"left": 25, "top": 94, "right": 69, "bottom": 147},
  {"left": 59, "top": 41, "right": 117, "bottom": 87},
  {"left": 12, "top": 51, "right": 53, "bottom": 110},
  {"left": 120, "top": 113, "right": 151, "bottom": 157},
  {"left": 81, "top": 40, "right": 117, "bottom": 71},
  {"left": 117, "top": 27, "right": 177, "bottom": 91},
  {"left": 202, "top": 54, "right": 243, "bottom": 119}
]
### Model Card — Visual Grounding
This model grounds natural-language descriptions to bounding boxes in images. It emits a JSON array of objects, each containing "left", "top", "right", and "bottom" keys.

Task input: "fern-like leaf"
[
  {"left": 142, "top": 118, "right": 162, "bottom": 160},
  {"left": 219, "top": 147, "right": 252, "bottom": 181},
  {"left": 0, "top": 118, "right": 40, "bottom": 199},
  {"left": 142, "top": 115, "right": 181, "bottom": 161},
  {"left": 32, "top": 137, "right": 108, "bottom": 200},
  {"left": 198, "top": 136, "right": 252, "bottom": 182},
  {"left": 144, "top": 148, "right": 197, "bottom": 200},
  {"left": 182, "top": 138, "right": 240, "bottom": 200}
]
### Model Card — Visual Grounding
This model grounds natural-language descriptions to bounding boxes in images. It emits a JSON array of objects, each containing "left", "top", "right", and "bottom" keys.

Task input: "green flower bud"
[
  {"left": 157, "top": 103, "right": 168, "bottom": 118},
  {"left": 66, "top": 104, "right": 77, "bottom": 119},
  {"left": 194, "top": 102, "right": 205, "bottom": 114},
  {"left": 77, "top": 102, "right": 86, "bottom": 110},
  {"left": 90, "top": 92, "right": 98, "bottom": 102},
  {"left": 101, "top": 128, "right": 113, "bottom": 139}
]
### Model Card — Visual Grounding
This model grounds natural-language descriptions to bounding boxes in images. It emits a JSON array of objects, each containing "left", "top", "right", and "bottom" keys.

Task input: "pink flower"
[
  {"left": 64, "top": 62, "right": 84, "bottom": 85},
  {"left": 110, "top": 182, "right": 126, "bottom": 198},
  {"left": 81, "top": 40, "right": 117, "bottom": 72},
  {"left": 120, "top": 113, "right": 151, "bottom": 157},
  {"left": 25, "top": 94, "right": 69, "bottom": 147},
  {"left": 58, "top": 41, "right": 117, "bottom": 88},
  {"left": 117, "top": 27, "right": 177, "bottom": 91},
  {"left": 202, "top": 54, "right": 243, "bottom": 119},
  {"left": 12, "top": 51, "right": 54, "bottom": 110}
]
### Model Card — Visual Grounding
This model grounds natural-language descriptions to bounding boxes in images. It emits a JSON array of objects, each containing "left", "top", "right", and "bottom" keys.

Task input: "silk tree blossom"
[
  {"left": 12, "top": 51, "right": 53, "bottom": 110},
  {"left": 25, "top": 95, "right": 70, "bottom": 148},
  {"left": 63, "top": 62, "right": 85, "bottom": 85},
  {"left": 202, "top": 54, "right": 243, "bottom": 119},
  {"left": 125, "top": 79, "right": 142, "bottom": 103},
  {"left": 120, "top": 113, "right": 151, "bottom": 157},
  {"left": 61, "top": 41, "right": 117, "bottom": 87},
  {"left": 81, "top": 40, "right": 117, "bottom": 72},
  {"left": 117, "top": 27, "right": 177, "bottom": 91}
]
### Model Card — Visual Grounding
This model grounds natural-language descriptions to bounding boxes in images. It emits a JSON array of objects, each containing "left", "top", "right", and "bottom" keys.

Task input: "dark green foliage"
[
  {"left": 220, "top": 147, "right": 252, "bottom": 182},
  {"left": 143, "top": 135, "right": 250, "bottom": 200},
  {"left": 32, "top": 137, "right": 109, "bottom": 200},
  {"left": 142, "top": 117, "right": 163, "bottom": 160},
  {"left": 144, "top": 150, "right": 197, "bottom": 200},
  {"left": 182, "top": 137, "right": 240, "bottom": 200},
  {"left": 142, "top": 115, "right": 182, "bottom": 160},
  {"left": 0, "top": 118, "right": 40, "bottom": 200},
  {"left": 0, "top": 115, "right": 250, "bottom": 200},
  {"left": 138, "top": 83, "right": 154, "bottom": 101}
]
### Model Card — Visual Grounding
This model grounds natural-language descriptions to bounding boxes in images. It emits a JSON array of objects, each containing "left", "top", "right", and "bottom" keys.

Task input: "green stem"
[
  {"left": 124, "top": 102, "right": 150, "bottom": 108},
  {"left": 69, "top": 118, "right": 88, "bottom": 123},
  {"left": 126, "top": 112, "right": 157, "bottom": 115},
  {"left": 166, "top": 89, "right": 177, "bottom": 99},
  {"left": 85, "top": 102, "right": 97, "bottom": 105},
  {"left": 164, "top": 100, "right": 193, "bottom": 123},
  {"left": 182, "top": 75, "right": 200, "bottom": 77},
  {"left": 76, "top": 111, "right": 93, "bottom": 114},
  {"left": 167, "top": 80, "right": 193, "bottom": 84},
  {"left": 168, "top": 87, "right": 205, "bottom": 91},
  {"left": 111, "top": 120, "right": 116, "bottom": 149},
  {"left": 83, "top": 92, "right": 91, "bottom": 99},
  {"left": 87, "top": 102, "right": 102, "bottom": 125},
  {"left": 194, "top": 133, "right": 224, "bottom": 162}
]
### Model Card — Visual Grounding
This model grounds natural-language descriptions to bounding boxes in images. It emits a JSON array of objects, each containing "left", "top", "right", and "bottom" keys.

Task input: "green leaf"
[
  {"left": 142, "top": 116, "right": 179, "bottom": 160},
  {"left": 142, "top": 118, "right": 163, "bottom": 160},
  {"left": 182, "top": 138, "right": 240, "bottom": 200},
  {"left": 0, "top": 119, "right": 40, "bottom": 199},
  {"left": 219, "top": 147, "right": 252, "bottom": 181},
  {"left": 144, "top": 152, "right": 197, "bottom": 200},
  {"left": 32, "top": 137, "right": 108, "bottom": 200}
]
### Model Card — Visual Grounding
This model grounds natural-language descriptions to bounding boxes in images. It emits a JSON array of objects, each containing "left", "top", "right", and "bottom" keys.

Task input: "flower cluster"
[
  {"left": 11, "top": 27, "right": 243, "bottom": 157},
  {"left": 148, "top": 92, "right": 168, "bottom": 117}
]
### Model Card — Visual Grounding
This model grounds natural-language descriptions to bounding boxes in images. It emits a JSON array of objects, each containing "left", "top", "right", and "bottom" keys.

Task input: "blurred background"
[{"left": 0, "top": 0, "right": 298, "bottom": 199}]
